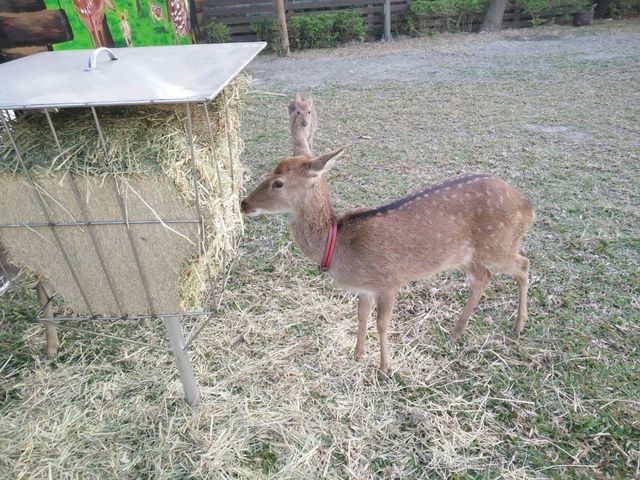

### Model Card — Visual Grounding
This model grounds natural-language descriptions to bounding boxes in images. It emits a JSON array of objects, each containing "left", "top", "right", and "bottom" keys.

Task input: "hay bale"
[{"left": 0, "top": 77, "right": 249, "bottom": 316}]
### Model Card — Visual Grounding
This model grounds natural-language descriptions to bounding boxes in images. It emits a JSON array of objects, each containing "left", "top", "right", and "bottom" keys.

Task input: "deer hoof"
[
  {"left": 353, "top": 349, "right": 364, "bottom": 362},
  {"left": 377, "top": 361, "right": 391, "bottom": 375},
  {"left": 449, "top": 331, "right": 463, "bottom": 343}
]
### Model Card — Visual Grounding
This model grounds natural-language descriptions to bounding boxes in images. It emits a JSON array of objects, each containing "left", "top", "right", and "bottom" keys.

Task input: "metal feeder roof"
[{"left": 0, "top": 42, "right": 266, "bottom": 110}]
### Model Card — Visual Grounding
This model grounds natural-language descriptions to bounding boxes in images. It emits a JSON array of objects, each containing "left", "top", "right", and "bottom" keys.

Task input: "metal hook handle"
[{"left": 87, "top": 47, "right": 119, "bottom": 71}]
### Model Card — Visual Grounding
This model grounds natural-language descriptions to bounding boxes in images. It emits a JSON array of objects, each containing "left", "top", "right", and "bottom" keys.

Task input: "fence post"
[{"left": 383, "top": 0, "right": 392, "bottom": 41}]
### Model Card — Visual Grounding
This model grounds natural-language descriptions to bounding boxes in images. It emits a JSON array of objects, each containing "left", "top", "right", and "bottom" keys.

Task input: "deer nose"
[
  {"left": 301, "top": 121, "right": 308, "bottom": 127},
  {"left": 240, "top": 199, "right": 248, "bottom": 213}
]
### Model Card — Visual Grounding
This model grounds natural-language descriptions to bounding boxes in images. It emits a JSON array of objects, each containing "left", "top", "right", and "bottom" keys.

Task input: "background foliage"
[
  {"left": 204, "top": 22, "right": 232, "bottom": 43},
  {"left": 253, "top": 10, "right": 366, "bottom": 52}
]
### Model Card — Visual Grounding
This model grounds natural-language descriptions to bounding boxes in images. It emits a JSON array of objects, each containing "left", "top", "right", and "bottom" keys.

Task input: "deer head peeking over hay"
[
  {"left": 241, "top": 147, "right": 534, "bottom": 374},
  {"left": 288, "top": 94, "right": 317, "bottom": 157}
]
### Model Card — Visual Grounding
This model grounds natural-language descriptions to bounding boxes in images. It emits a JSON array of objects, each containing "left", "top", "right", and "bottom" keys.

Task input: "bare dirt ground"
[
  {"left": 1, "top": 19, "right": 639, "bottom": 480},
  {"left": 247, "top": 20, "right": 640, "bottom": 89}
]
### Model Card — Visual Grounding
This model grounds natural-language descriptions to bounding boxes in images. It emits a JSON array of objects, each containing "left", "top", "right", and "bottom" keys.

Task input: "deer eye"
[
  {"left": 272, "top": 180, "right": 284, "bottom": 189},
  {"left": 308, "top": 111, "right": 311, "bottom": 114}
]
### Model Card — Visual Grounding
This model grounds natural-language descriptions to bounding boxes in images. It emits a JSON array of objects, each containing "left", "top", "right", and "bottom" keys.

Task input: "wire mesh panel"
[{"left": 0, "top": 43, "right": 265, "bottom": 405}]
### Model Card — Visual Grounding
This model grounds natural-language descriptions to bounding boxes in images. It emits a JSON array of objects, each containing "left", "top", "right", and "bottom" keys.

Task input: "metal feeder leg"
[{"left": 163, "top": 316, "right": 201, "bottom": 406}]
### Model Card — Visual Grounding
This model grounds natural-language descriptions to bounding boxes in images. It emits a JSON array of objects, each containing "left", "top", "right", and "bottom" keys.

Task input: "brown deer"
[
  {"left": 289, "top": 94, "right": 317, "bottom": 157},
  {"left": 1, "top": 247, "right": 58, "bottom": 359},
  {"left": 241, "top": 148, "right": 534, "bottom": 374}
]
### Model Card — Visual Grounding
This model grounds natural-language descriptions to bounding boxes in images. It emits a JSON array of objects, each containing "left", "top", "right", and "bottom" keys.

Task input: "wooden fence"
[
  {"left": 0, "top": 0, "right": 582, "bottom": 63},
  {"left": 0, "top": 0, "right": 71, "bottom": 63},
  {"left": 195, "top": 0, "right": 410, "bottom": 42},
  {"left": 195, "top": 0, "right": 581, "bottom": 42}
]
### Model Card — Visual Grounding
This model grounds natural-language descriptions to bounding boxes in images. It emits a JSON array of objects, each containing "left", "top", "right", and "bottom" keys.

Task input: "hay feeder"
[{"left": 0, "top": 43, "right": 265, "bottom": 406}]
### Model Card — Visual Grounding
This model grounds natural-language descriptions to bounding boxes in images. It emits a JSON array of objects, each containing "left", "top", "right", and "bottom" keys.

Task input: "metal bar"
[
  {"left": 185, "top": 103, "right": 206, "bottom": 256},
  {"left": 1, "top": 111, "right": 94, "bottom": 315},
  {"left": 40, "top": 321, "right": 171, "bottom": 353},
  {"left": 0, "top": 218, "right": 201, "bottom": 229},
  {"left": 202, "top": 102, "right": 227, "bottom": 290},
  {"left": 183, "top": 103, "right": 217, "bottom": 349},
  {"left": 38, "top": 311, "right": 213, "bottom": 322},
  {"left": 163, "top": 316, "right": 200, "bottom": 406},
  {"left": 0, "top": 260, "right": 12, "bottom": 297},
  {"left": 0, "top": 262, "right": 30, "bottom": 305},
  {"left": 186, "top": 103, "right": 215, "bottom": 276},
  {"left": 203, "top": 102, "right": 225, "bottom": 197},
  {"left": 0, "top": 258, "right": 12, "bottom": 281},
  {"left": 44, "top": 108, "right": 124, "bottom": 317},
  {"left": 113, "top": 180, "right": 157, "bottom": 315},
  {"left": 223, "top": 92, "right": 236, "bottom": 194},
  {"left": 184, "top": 245, "right": 240, "bottom": 348},
  {"left": 0, "top": 276, "right": 12, "bottom": 297},
  {"left": 91, "top": 106, "right": 157, "bottom": 315}
]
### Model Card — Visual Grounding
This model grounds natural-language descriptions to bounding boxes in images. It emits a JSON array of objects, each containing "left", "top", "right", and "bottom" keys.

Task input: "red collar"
[{"left": 320, "top": 221, "right": 337, "bottom": 272}]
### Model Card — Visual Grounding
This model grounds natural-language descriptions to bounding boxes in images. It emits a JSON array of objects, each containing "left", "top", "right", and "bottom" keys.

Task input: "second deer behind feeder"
[
  {"left": 241, "top": 148, "right": 535, "bottom": 374},
  {"left": 289, "top": 94, "right": 317, "bottom": 157}
]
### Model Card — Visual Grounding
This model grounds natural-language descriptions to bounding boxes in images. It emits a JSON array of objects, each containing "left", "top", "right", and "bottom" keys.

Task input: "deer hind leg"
[
  {"left": 507, "top": 254, "right": 529, "bottom": 334},
  {"left": 354, "top": 292, "right": 374, "bottom": 361},
  {"left": 36, "top": 281, "right": 58, "bottom": 359},
  {"left": 450, "top": 264, "right": 492, "bottom": 342},
  {"left": 490, "top": 253, "right": 530, "bottom": 334},
  {"left": 376, "top": 291, "right": 396, "bottom": 374}
]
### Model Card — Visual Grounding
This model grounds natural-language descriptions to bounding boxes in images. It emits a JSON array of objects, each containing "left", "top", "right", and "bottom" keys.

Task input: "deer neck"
[
  {"left": 289, "top": 178, "right": 335, "bottom": 264},
  {"left": 291, "top": 126, "right": 312, "bottom": 157}
]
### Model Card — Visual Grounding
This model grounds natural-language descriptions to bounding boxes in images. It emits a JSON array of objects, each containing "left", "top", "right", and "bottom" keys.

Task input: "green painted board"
[{"left": 44, "top": 0, "right": 194, "bottom": 50}]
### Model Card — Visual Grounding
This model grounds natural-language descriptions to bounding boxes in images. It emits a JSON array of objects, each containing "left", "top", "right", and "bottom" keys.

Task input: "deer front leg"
[
  {"left": 354, "top": 293, "right": 374, "bottom": 361},
  {"left": 376, "top": 291, "right": 396, "bottom": 375},
  {"left": 36, "top": 281, "right": 58, "bottom": 359}
]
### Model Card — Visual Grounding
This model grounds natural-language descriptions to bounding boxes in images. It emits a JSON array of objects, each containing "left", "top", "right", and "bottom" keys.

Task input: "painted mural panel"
[{"left": 44, "top": 0, "right": 196, "bottom": 50}]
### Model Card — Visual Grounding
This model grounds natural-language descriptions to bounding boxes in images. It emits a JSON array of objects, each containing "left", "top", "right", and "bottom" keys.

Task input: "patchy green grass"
[{"left": 1, "top": 20, "right": 639, "bottom": 479}]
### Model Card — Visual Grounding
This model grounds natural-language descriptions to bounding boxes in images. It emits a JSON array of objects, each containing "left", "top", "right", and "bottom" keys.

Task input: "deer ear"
[
  {"left": 288, "top": 100, "right": 296, "bottom": 113},
  {"left": 307, "top": 147, "right": 345, "bottom": 176},
  {"left": 307, "top": 97, "right": 313, "bottom": 107},
  {"left": 295, "top": 93, "right": 302, "bottom": 102}
]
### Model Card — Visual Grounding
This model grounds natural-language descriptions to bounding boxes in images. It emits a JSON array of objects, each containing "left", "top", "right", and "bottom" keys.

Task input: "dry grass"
[
  {"left": 1, "top": 21, "right": 639, "bottom": 479},
  {"left": 0, "top": 77, "right": 250, "bottom": 313}
]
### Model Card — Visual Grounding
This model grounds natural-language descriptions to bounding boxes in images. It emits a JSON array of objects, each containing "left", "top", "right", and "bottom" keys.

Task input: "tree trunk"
[
  {"left": 594, "top": 0, "right": 611, "bottom": 18},
  {"left": 480, "top": 0, "right": 508, "bottom": 32},
  {"left": 274, "top": 0, "right": 290, "bottom": 57}
]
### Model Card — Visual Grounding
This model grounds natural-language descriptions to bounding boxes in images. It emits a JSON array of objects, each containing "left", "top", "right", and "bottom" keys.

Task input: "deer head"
[
  {"left": 241, "top": 148, "right": 344, "bottom": 217},
  {"left": 289, "top": 94, "right": 315, "bottom": 129}
]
